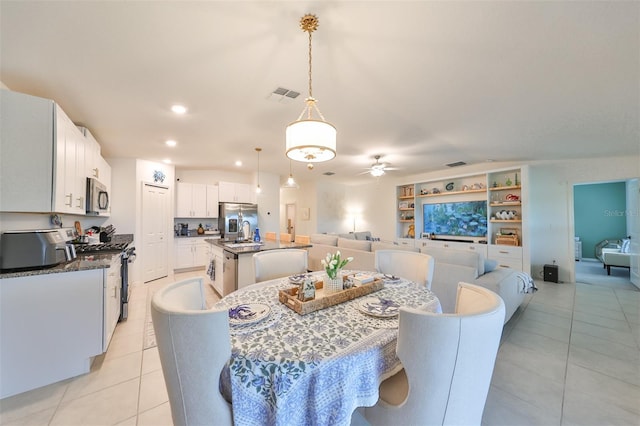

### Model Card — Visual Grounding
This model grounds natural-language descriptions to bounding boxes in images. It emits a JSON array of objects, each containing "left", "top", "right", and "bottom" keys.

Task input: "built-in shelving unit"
[{"left": 395, "top": 166, "right": 529, "bottom": 274}]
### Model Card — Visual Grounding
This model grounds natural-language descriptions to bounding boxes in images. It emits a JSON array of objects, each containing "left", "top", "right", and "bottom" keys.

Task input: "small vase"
[{"left": 324, "top": 270, "right": 343, "bottom": 294}]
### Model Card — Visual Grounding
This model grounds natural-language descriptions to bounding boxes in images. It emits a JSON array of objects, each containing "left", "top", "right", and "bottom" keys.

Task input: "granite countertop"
[
  {"left": 0, "top": 234, "right": 134, "bottom": 279},
  {"left": 0, "top": 252, "right": 120, "bottom": 279},
  {"left": 206, "top": 239, "right": 312, "bottom": 255}
]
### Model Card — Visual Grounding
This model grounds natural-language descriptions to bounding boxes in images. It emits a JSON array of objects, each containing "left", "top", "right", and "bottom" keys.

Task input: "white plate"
[
  {"left": 228, "top": 303, "right": 271, "bottom": 325},
  {"left": 357, "top": 297, "right": 400, "bottom": 318},
  {"left": 289, "top": 274, "right": 315, "bottom": 285}
]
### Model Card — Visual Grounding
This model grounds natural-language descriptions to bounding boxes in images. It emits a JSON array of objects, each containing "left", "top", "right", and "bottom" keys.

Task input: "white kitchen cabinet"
[
  {"left": 206, "top": 184, "right": 219, "bottom": 218},
  {"left": 174, "top": 237, "right": 209, "bottom": 270},
  {"left": 176, "top": 182, "right": 218, "bottom": 218},
  {"left": 53, "top": 104, "right": 87, "bottom": 214},
  {"left": 0, "top": 269, "right": 104, "bottom": 398},
  {"left": 0, "top": 90, "right": 86, "bottom": 213},
  {"left": 219, "top": 181, "right": 255, "bottom": 203},
  {"left": 103, "top": 256, "right": 121, "bottom": 351}
]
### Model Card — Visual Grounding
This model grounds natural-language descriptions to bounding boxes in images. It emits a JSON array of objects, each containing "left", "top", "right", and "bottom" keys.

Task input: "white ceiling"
[{"left": 1, "top": 1, "right": 638, "bottom": 185}]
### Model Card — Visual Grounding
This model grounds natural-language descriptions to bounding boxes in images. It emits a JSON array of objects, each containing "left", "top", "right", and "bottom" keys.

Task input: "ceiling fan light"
[
  {"left": 286, "top": 119, "right": 336, "bottom": 162},
  {"left": 370, "top": 168, "right": 385, "bottom": 177}
]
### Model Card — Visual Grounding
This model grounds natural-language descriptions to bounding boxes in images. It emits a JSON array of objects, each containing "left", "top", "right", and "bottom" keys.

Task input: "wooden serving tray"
[{"left": 279, "top": 278, "right": 384, "bottom": 315}]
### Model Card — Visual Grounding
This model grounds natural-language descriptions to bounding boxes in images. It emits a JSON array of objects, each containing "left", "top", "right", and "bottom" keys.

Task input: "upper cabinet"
[
  {"left": 0, "top": 90, "right": 111, "bottom": 215},
  {"left": 53, "top": 105, "right": 86, "bottom": 215},
  {"left": 218, "top": 181, "right": 255, "bottom": 204},
  {"left": 175, "top": 182, "right": 218, "bottom": 218}
]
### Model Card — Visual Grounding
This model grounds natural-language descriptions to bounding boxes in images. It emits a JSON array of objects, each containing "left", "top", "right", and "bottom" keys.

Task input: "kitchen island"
[{"left": 205, "top": 239, "right": 312, "bottom": 296}]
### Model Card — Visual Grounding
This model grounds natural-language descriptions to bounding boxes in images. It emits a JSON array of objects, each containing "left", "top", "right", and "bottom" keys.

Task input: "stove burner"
[{"left": 75, "top": 242, "right": 129, "bottom": 254}]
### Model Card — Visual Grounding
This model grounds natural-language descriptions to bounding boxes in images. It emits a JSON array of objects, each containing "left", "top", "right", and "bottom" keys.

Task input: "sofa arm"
[{"left": 474, "top": 268, "right": 525, "bottom": 323}]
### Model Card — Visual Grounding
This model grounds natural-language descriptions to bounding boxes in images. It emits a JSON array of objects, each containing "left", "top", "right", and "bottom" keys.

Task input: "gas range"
[{"left": 74, "top": 242, "right": 131, "bottom": 254}]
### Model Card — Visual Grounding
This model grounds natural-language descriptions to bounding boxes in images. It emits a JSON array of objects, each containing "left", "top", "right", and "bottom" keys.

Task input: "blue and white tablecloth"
[{"left": 216, "top": 271, "right": 441, "bottom": 426}]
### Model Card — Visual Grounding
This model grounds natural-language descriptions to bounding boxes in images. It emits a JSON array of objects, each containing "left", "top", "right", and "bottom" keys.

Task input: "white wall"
[
  {"left": 255, "top": 171, "right": 280, "bottom": 236},
  {"left": 627, "top": 179, "right": 639, "bottom": 288},
  {"left": 280, "top": 180, "right": 317, "bottom": 237}
]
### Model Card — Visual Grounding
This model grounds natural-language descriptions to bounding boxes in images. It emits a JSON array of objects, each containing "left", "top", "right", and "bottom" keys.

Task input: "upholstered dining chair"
[
  {"left": 294, "top": 234, "right": 311, "bottom": 244},
  {"left": 280, "top": 232, "right": 293, "bottom": 242},
  {"left": 374, "top": 250, "right": 435, "bottom": 289},
  {"left": 364, "top": 282, "right": 505, "bottom": 426},
  {"left": 264, "top": 231, "right": 277, "bottom": 241},
  {"left": 151, "top": 277, "right": 232, "bottom": 426},
  {"left": 253, "top": 248, "right": 308, "bottom": 282}
]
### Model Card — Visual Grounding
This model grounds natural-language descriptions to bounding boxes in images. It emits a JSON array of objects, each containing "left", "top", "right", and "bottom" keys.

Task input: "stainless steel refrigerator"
[{"left": 218, "top": 203, "right": 258, "bottom": 241}]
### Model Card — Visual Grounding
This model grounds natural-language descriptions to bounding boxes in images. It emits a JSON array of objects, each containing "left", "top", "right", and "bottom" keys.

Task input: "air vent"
[
  {"left": 268, "top": 87, "right": 300, "bottom": 103},
  {"left": 446, "top": 161, "right": 467, "bottom": 168},
  {"left": 323, "top": 171, "right": 335, "bottom": 176}
]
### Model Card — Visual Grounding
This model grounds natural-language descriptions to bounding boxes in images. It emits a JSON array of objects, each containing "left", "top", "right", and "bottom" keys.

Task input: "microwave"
[{"left": 86, "top": 177, "right": 109, "bottom": 215}]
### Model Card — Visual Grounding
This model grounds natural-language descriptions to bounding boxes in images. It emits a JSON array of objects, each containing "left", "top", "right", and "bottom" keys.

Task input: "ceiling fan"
[{"left": 361, "top": 155, "right": 398, "bottom": 177}]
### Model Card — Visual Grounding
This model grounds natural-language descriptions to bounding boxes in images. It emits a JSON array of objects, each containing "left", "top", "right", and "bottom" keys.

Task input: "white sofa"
[
  {"left": 419, "top": 246, "right": 526, "bottom": 323},
  {"left": 307, "top": 233, "right": 527, "bottom": 323}
]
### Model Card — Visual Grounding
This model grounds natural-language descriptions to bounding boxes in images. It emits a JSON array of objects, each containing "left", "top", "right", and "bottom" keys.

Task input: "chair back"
[
  {"left": 253, "top": 249, "right": 308, "bottom": 282},
  {"left": 294, "top": 234, "right": 311, "bottom": 244},
  {"left": 151, "top": 277, "right": 232, "bottom": 426},
  {"left": 264, "top": 231, "right": 277, "bottom": 241},
  {"left": 280, "top": 232, "right": 293, "bottom": 242},
  {"left": 365, "top": 282, "right": 505, "bottom": 426},
  {"left": 374, "top": 249, "right": 435, "bottom": 288}
]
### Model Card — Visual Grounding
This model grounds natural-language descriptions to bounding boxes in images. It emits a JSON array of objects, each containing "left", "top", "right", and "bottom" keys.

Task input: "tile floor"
[{"left": 1, "top": 260, "right": 638, "bottom": 426}]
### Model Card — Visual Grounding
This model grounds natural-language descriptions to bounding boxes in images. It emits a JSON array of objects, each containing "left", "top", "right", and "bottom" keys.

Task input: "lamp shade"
[{"left": 286, "top": 119, "right": 336, "bottom": 162}]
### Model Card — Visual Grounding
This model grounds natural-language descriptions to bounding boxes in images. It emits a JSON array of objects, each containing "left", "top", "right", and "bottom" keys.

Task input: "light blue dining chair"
[
  {"left": 374, "top": 249, "right": 435, "bottom": 288},
  {"left": 151, "top": 277, "right": 232, "bottom": 426},
  {"left": 253, "top": 248, "right": 308, "bottom": 282},
  {"left": 364, "top": 282, "right": 505, "bottom": 426}
]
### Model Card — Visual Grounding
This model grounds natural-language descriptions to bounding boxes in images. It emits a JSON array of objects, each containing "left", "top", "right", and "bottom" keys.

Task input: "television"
[{"left": 423, "top": 200, "right": 488, "bottom": 238}]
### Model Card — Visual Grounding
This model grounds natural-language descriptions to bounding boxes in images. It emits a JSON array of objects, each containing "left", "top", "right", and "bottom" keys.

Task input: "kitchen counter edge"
[{"left": 205, "top": 239, "right": 312, "bottom": 255}]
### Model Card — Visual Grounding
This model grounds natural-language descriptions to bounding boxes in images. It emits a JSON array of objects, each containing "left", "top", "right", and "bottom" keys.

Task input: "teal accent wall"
[{"left": 574, "top": 182, "right": 627, "bottom": 258}]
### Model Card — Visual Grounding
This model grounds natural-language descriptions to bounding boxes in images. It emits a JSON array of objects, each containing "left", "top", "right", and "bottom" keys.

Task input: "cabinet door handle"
[
  {"left": 444, "top": 244, "right": 449, "bottom": 248},
  {"left": 65, "top": 193, "right": 73, "bottom": 206},
  {"left": 499, "top": 250, "right": 509, "bottom": 254},
  {"left": 113, "top": 286, "right": 117, "bottom": 298},
  {"left": 469, "top": 246, "right": 475, "bottom": 250},
  {"left": 76, "top": 196, "right": 84, "bottom": 208}
]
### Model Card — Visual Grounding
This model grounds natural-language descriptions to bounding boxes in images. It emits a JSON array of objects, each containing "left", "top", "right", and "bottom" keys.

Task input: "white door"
[
  {"left": 286, "top": 203, "right": 296, "bottom": 239},
  {"left": 142, "top": 183, "right": 169, "bottom": 282}
]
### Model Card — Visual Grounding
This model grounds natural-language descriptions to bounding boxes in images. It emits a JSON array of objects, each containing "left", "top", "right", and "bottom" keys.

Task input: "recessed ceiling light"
[
  {"left": 171, "top": 105, "right": 187, "bottom": 114},
  {"left": 163, "top": 158, "right": 171, "bottom": 164},
  {"left": 166, "top": 140, "right": 177, "bottom": 147},
  {"left": 235, "top": 160, "right": 242, "bottom": 167}
]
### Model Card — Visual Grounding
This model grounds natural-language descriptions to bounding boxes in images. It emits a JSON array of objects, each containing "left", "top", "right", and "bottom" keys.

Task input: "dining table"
[{"left": 216, "top": 270, "right": 442, "bottom": 426}]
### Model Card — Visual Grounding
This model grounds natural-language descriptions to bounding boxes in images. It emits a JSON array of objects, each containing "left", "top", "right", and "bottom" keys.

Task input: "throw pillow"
[
  {"left": 621, "top": 239, "right": 631, "bottom": 253},
  {"left": 484, "top": 258, "right": 498, "bottom": 273}
]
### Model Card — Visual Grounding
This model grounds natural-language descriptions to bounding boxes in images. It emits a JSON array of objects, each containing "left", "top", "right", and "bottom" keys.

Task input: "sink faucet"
[{"left": 238, "top": 220, "right": 250, "bottom": 241}]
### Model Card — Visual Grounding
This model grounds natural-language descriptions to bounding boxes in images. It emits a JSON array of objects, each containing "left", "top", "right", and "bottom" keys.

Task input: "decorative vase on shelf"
[
  {"left": 323, "top": 271, "right": 343, "bottom": 294},
  {"left": 197, "top": 224, "right": 205, "bottom": 235}
]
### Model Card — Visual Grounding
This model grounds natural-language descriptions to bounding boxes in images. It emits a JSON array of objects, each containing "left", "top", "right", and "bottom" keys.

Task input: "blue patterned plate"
[
  {"left": 382, "top": 274, "right": 401, "bottom": 282},
  {"left": 357, "top": 297, "right": 400, "bottom": 318},
  {"left": 228, "top": 303, "right": 271, "bottom": 325},
  {"left": 289, "top": 274, "right": 315, "bottom": 285}
]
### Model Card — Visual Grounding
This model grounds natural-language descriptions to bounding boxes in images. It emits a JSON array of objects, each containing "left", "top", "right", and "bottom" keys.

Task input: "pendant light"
[
  {"left": 285, "top": 14, "right": 336, "bottom": 163},
  {"left": 255, "top": 147, "right": 262, "bottom": 194},
  {"left": 282, "top": 160, "right": 299, "bottom": 188}
]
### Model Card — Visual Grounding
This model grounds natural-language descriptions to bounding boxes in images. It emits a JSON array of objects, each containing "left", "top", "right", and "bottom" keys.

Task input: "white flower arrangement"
[{"left": 321, "top": 250, "right": 353, "bottom": 279}]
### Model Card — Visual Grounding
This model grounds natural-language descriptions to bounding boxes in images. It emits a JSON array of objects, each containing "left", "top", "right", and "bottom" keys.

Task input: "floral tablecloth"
[{"left": 216, "top": 271, "right": 441, "bottom": 426}]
